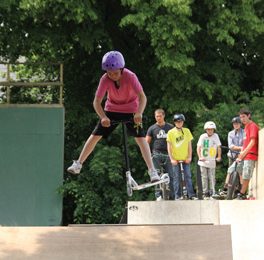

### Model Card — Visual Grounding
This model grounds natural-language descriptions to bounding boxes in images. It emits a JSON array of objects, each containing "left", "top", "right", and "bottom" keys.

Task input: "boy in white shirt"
[{"left": 197, "top": 121, "right": 221, "bottom": 199}]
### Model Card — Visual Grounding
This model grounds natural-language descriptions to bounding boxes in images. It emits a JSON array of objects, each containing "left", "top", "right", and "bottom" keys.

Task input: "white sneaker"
[
  {"left": 156, "top": 196, "right": 163, "bottom": 201},
  {"left": 67, "top": 160, "right": 82, "bottom": 174},
  {"left": 148, "top": 168, "right": 161, "bottom": 183}
]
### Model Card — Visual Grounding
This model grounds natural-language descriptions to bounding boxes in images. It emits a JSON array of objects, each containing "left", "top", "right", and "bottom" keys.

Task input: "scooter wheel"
[{"left": 127, "top": 185, "right": 133, "bottom": 197}]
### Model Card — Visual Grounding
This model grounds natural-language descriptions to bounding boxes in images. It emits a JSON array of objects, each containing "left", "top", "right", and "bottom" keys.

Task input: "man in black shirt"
[{"left": 146, "top": 109, "right": 175, "bottom": 200}]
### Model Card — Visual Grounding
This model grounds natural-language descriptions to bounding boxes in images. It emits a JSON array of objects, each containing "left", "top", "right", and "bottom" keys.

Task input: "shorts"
[
  {"left": 228, "top": 160, "right": 243, "bottom": 175},
  {"left": 242, "top": 160, "right": 256, "bottom": 180},
  {"left": 228, "top": 160, "right": 256, "bottom": 179},
  {"left": 92, "top": 111, "right": 146, "bottom": 139}
]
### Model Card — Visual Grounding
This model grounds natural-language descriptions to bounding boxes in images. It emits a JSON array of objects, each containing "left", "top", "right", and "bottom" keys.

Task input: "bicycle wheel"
[{"left": 227, "top": 171, "right": 238, "bottom": 200}]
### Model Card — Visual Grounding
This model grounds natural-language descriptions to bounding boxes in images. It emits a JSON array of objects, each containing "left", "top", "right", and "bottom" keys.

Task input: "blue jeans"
[
  {"left": 173, "top": 162, "right": 196, "bottom": 198},
  {"left": 152, "top": 154, "right": 176, "bottom": 199}
]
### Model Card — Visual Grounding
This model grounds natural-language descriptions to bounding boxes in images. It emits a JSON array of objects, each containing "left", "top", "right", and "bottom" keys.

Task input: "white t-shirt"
[{"left": 197, "top": 133, "right": 221, "bottom": 168}]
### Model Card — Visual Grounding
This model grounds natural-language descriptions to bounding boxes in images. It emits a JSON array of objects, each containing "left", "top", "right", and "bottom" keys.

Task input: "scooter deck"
[{"left": 133, "top": 179, "right": 169, "bottom": 190}]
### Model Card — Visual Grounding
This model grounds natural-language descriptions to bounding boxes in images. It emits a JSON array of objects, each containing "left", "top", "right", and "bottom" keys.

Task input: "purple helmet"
[{"left": 102, "top": 51, "right": 125, "bottom": 70}]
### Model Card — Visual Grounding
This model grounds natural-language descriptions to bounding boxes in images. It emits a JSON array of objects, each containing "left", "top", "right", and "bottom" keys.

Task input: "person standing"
[
  {"left": 197, "top": 121, "right": 222, "bottom": 199},
  {"left": 167, "top": 114, "right": 198, "bottom": 200},
  {"left": 215, "top": 117, "right": 244, "bottom": 198},
  {"left": 235, "top": 108, "right": 258, "bottom": 200},
  {"left": 228, "top": 117, "right": 244, "bottom": 166},
  {"left": 146, "top": 109, "right": 174, "bottom": 200}
]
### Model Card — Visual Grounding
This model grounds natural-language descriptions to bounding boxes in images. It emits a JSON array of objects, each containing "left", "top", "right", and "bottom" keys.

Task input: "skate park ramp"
[
  {"left": 0, "top": 224, "right": 232, "bottom": 260},
  {"left": 127, "top": 200, "right": 264, "bottom": 260},
  {"left": 0, "top": 105, "right": 64, "bottom": 226}
]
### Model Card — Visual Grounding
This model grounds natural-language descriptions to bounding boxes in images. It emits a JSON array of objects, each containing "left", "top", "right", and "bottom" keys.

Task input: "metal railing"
[{"left": 0, "top": 62, "right": 64, "bottom": 105}]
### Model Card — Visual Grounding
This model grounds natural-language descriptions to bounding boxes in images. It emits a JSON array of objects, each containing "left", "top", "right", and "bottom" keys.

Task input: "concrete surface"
[
  {"left": 219, "top": 200, "right": 264, "bottom": 260},
  {"left": 0, "top": 225, "right": 232, "bottom": 260},
  {"left": 127, "top": 200, "right": 264, "bottom": 260},
  {"left": 127, "top": 200, "right": 219, "bottom": 224}
]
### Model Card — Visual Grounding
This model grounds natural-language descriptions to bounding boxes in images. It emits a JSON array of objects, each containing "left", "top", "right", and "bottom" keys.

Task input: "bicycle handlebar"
[
  {"left": 221, "top": 146, "right": 258, "bottom": 156},
  {"left": 111, "top": 117, "right": 147, "bottom": 125}
]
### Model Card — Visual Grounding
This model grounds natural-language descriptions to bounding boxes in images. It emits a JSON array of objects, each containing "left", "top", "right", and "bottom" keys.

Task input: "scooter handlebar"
[
  {"left": 111, "top": 117, "right": 147, "bottom": 125},
  {"left": 199, "top": 159, "right": 222, "bottom": 162}
]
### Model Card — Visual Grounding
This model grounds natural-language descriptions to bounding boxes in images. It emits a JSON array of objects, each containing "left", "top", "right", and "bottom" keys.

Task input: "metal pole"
[
  {"left": 60, "top": 64, "right": 63, "bottom": 105},
  {"left": 122, "top": 123, "right": 130, "bottom": 172},
  {"left": 7, "top": 64, "right": 10, "bottom": 104}
]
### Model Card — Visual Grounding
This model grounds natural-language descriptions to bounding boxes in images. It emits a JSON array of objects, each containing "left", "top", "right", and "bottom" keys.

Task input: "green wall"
[{"left": 0, "top": 106, "right": 64, "bottom": 226}]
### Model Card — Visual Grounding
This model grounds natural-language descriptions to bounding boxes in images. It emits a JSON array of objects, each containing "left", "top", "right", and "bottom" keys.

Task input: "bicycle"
[
  {"left": 152, "top": 153, "right": 171, "bottom": 200},
  {"left": 221, "top": 146, "right": 258, "bottom": 200},
  {"left": 111, "top": 118, "right": 170, "bottom": 197}
]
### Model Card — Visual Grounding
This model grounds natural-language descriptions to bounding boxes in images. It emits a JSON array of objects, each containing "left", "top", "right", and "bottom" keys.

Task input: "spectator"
[
  {"left": 167, "top": 114, "right": 198, "bottom": 200},
  {"left": 235, "top": 108, "right": 258, "bottom": 200},
  {"left": 214, "top": 117, "right": 244, "bottom": 199},
  {"left": 146, "top": 109, "right": 174, "bottom": 200},
  {"left": 197, "top": 121, "right": 221, "bottom": 199}
]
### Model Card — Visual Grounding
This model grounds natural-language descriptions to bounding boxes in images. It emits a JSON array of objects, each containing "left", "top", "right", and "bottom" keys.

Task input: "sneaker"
[
  {"left": 67, "top": 160, "right": 82, "bottom": 174},
  {"left": 203, "top": 191, "right": 210, "bottom": 200},
  {"left": 156, "top": 196, "right": 163, "bottom": 201},
  {"left": 219, "top": 190, "right": 228, "bottom": 197},
  {"left": 212, "top": 193, "right": 222, "bottom": 199},
  {"left": 234, "top": 189, "right": 240, "bottom": 199},
  {"left": 235, "top": 193, "right": 246, "bottom": 200},
  {"left": 213, "top": 189, "right": 227, "bottom": 199},
  {"left": 190, "top": 196, "right": 199, "bottom": 200},
  {"left": 148, "top": 168, "right": 161, "bottom": 183}
]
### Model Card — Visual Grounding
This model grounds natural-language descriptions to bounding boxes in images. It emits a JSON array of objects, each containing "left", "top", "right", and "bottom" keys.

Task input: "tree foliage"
[{"left": 1, "top": 0, "right": 264, "bottom": 225}]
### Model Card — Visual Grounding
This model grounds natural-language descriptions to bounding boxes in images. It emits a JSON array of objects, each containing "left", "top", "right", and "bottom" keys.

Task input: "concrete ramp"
[
  {"left": 127, "top": 200, "right": 264, "bottom": 260},
  {"left": 0, "top": 225, "right": 232, "bottom": 260},
  {"left": 127, "top": 200, "right": 219, "bottom": 224},
  {"left": 219, "top": 201, "right": 264, "bottom": 260}
]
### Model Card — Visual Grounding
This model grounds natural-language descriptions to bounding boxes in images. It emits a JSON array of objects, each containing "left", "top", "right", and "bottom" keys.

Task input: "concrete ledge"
[
  {"left": 127, "top": 200, "right": 264, "bottom": 260},
  {"left": 219, "top": 200, "right": 264, "bottom": 260},
  {"left": 127, "top": 200, "right": 220, "bottom": 225},
  {"left": 0, "top": 225, "right": 232, "bottom": 260}
]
